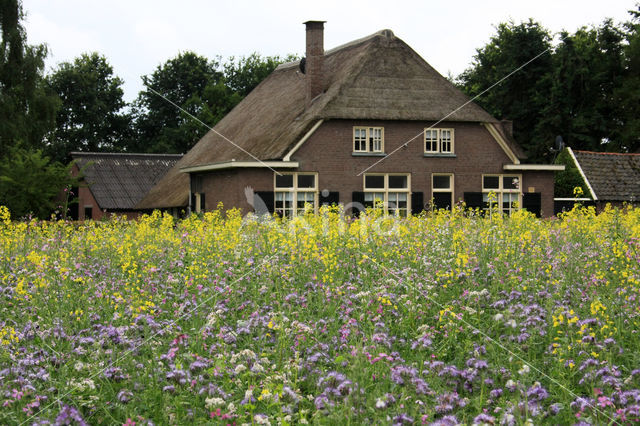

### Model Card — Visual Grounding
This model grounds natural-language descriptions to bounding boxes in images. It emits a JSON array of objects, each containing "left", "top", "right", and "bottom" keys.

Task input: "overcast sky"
[{"left": 22, "top": 0, "right": 637, "bottom": 102}]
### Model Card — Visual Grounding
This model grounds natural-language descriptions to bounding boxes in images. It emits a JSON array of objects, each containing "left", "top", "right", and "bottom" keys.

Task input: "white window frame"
[
  {"left": 274, "top": 172, "right": 318, "bottom": 218},
  {"left": 482, "top": 174, "right": 522, "bottom": 215},
  {"left": 424, "top": 128, "right": 454, "bottom": 154},
  {"left": 431, "top": 173, "right": 454, "bottom": 210},
  {"left": 353, "top": 127, "right": 384, "bottom": 153},
  {"left": 363, "top": 173, "right": 411, "bottom": 217}
]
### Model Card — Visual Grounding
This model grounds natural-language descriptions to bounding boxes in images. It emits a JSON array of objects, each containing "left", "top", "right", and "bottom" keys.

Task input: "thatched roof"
[
  {"left": 137, "top": 29, "right": 503, "bottom": 209},
  {"left": 572, "top": 150, "right": 640, "bottom": 202},
  {"left": 72, "top": 152, "right": 182, "bottom": 210}
]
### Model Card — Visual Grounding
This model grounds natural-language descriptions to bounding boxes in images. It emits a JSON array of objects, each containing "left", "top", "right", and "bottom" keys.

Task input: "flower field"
[{"left": 1, "top": 205, "right": 640, "bottom": 425}]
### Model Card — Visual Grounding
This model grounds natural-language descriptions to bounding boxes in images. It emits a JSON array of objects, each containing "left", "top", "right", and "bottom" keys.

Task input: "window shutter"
[
  {"left": 464, "top": 192, "right": 484, "bottom": 210},
  {"left": 411, "top": 192, "right": 424, "bottom": 215},
  {"left": 522, "top": 192, "right": 541, "bottom": 217},
  {"left": 200, "top": 193, "right": 206, "bottom": 212},
  {"left": 433, "top": 192, "right": 452, "bottom": 211},
  {"left": 351, "top": 191, "right": 365, "bottom": 217},
  {"left": 254, "top": 191, "right": 274, "bottom": 214},
  {"left": 190, "top": 193, "right": 196, "bottom": 211},
  {"left": 320, "top": 191, "right": 340, "bottom": 206}
]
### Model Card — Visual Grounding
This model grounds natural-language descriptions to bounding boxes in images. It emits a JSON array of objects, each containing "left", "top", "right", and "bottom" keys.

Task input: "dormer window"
[
  {"left": 353, "top": 127, "right": 384, "bottom": 153},
  {"left": 424, "top": 128, "right": 454, "bottom": 154}
]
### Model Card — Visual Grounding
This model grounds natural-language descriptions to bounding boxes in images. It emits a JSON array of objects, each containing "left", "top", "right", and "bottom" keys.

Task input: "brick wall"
[{"left": 197, "top": 119, "right": 558, "bottom": 217}]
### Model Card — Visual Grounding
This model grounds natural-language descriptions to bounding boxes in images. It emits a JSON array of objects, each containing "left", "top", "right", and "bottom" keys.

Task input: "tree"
[
  {"left": 0, "top": 145, "right": 78, "bottom": 219},
  {"left": 0, "top": 0, "right": 58, "bottom": 157},
  {"left": 130, "top": 52, "right": 234, "bottom": 154},
  {"left": 130, "top": 52, "right": 296, "bottom": 154},
  {"left": 457, "top": 20, "right": 554, "bottom": 162},
  {"left": 536, "top": 20, "right": 625, "bottom": 154},
  {"left": 224, "top": 52, "right": 298, "bottom": 97},
  {"left": 553, "top": 148, "right": 587, "bottom": 198},
  {"left": 45, "top": 53, "right": 131, "bottom": 163},
  {"left": 611, "top": 4, "right": 640, "bottom": 152}
]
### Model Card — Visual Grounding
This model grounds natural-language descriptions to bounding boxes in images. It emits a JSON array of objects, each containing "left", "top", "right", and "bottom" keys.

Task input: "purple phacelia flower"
[{"left": 472, "top": 413, "right": 495, "bottom": 424}]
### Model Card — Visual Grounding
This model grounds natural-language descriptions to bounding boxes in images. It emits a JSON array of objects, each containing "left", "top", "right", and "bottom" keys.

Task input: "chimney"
[{"left": 304, "top": 20, "right": 326, "bottom": 105}]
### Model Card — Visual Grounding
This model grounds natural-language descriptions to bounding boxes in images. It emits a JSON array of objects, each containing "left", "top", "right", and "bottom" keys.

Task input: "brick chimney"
[{"left": 304, "top": 20, "right": 325, "bottom": 105}]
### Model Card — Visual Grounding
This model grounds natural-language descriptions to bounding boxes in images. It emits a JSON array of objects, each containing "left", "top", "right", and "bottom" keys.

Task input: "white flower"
[
  {"left": 205, "top": 397, "right": 225, "bottom": 409},
  {"left": 506, "top": 319, "right": 517, "bottom": 328},
  {"left": 519, "top": 364, "right": 530, "bottom": 375},
  {"left": 234, "top": 364, "right": 247, "bottom": 374},
  {"left": 376, "top": 398, "right": 387, "bottom": 409},
  {"left": 227, "top": 402, "right": 236, "bottom": 413},
  {"left": 244, "top": 389, "right": 253, "bottom": 400},
  {"left": 254, "top": 413, "right": 271, "bottom": 425},
  {"left": 493, "top": 313, "right": 503, "bottom": 321}
]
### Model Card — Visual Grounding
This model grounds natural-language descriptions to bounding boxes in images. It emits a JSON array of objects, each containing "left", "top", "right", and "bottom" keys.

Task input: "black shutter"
[
  {"left": 190, "top": 193, "right": 196, "bottom": 211},
  {"left": 464, "top": 192, "right": 484, "bottom": 210},
  {"left": 320, "top": 191, "right": 340, "bottom": 206},
  {"left": 254, "top": 191, "right": 274, "bottom": 214},
  {"left": 411, "top": 192, "right": 424, "bottom": 215},
  {"left": 522, "top": 192, "right": 541, "bottom": 217},
  {"left": 433, "top": 192, "right": 452, "bottom": 210},
  {"left": 200, "top": 193, "right": 206, "bottom": 212},
  {"left": 351, "top": 191, "right": 365, "bottom": 217}
]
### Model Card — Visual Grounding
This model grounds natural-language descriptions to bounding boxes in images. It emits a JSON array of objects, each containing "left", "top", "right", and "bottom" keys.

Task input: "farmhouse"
[
  {"left": 137, "top": 21, "right": 563, "bottom": 217},
  {"left": 566, "top": 147, "right": 640, "bottom": 209},
  {"left": 70, "top": 152, "right": 181, "bottom": 220}
]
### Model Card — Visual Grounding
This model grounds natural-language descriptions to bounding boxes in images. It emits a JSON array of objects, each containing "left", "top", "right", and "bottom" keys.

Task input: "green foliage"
[
  {"left": 0, "top": 145, "right": 78, "bottom": 218},
  {"left": 224, "top": 52, "right": 298, "bottom": 97},
  {"left": 45, "top": 52, "right": 131, "bottom": 163},
  {"left": 0, "top": 0, "right": 58, "bottom": 157},
  {"left": 130, "top": 52, "right": 295, "bottom": 154},
  {"left": 458, "top": 9, "right": 640, "bottom": 161},
  {"left": 553, "top": 148, "right": 588, "bottom": 198},
  {"left": 537, "top": 21, "right": 625, "bottom": 154},
  {"left": 457, "top": 20, "right": 554, "bottom": 162},
  {"left": 130, "top": 52, "right": 231, "bottom": 154},
  {"left": 612, "top": 4, "right": 640, "bottom": 152}
]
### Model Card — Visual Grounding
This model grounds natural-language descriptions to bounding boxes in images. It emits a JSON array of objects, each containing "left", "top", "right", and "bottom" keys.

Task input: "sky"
[{"left": 22, "top": 0, "right": 638, "bottom": 102}]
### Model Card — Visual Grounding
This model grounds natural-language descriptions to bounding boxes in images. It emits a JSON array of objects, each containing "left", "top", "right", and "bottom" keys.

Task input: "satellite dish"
[{"left": 299, "top": 57, "right": 306, "bottom": 74}]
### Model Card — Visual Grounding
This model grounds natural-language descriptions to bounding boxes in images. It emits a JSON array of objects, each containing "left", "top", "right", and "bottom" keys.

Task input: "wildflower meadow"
[{"left": 1, "top": 204, "right": 639, "bottom": 425}]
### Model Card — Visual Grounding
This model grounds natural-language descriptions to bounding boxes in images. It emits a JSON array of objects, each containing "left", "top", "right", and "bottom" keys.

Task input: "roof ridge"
[
  {"left": 71, "top": 152, "right": 183, "bottom": 158},
  {"left": 574, "top": 150, "right": 640, "bottom": 156},
  {"left": 275, "top": 29, "right": 395, "bottom": 71}
]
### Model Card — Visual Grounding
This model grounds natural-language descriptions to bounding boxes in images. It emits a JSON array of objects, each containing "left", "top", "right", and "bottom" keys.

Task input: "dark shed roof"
[
  {"left": 72, "top": 152, "right": 182, "bottom": 210},
  {"left": 571, "top": 149, "right": 640, "bottom": 201},
  {"left": 137, "top": 29, "right": 512, "bottom": 209}
]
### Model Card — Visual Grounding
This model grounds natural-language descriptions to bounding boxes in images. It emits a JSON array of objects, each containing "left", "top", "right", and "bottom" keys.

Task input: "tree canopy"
[
  {"left": 46, "top": 52, "right": 131, "bottom": 163},
  {"left": 457, "top": 7, "right": 640, "bottom": 161},
  {"left": 0, "top": 0, "right": 58, "bottom": 157},
  {"left": 130, "top": 52, "right": 294, "bottom": 154}
]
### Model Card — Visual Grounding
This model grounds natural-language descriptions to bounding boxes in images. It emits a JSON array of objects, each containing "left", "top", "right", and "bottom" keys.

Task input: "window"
[
  {"left": 482, "top": 174, "right": 521, "bottom": 215},
  {"left": 353, "top": 127, "right": 384, "bottom": 153},
  {"left": 363, "top": 173, "right": 410, "bottom": 216},
  {"left": 191, "top": 175, "right": 205, "bottom": 213},
  {"left": 432, "top": 174, "right": 454, "bottom": 210},
  {"left": 274, "top": 172, "right": 317, "bottom": 217},
  {"left": 424, "top": 128, "right": 454, "bottom": 154}
]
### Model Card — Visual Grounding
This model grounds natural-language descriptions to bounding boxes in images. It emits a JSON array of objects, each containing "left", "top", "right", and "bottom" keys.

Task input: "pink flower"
[{"left": 123, "top": 418, "right": 136, "bottom": 426}]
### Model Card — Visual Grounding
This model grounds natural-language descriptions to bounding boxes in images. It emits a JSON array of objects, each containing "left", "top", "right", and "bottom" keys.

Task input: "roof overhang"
[
  {"left": 483, "top": 122, "right": 520, "bottom": 164},
  {"left": 567, "top": 147, "right": 598, "bottom": 201},
  {"left": 180, "top": 161, "right": 299, "bottom": 174},
  {"left": 503, "top": 164, "right": 565, "bottom": 171}
]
